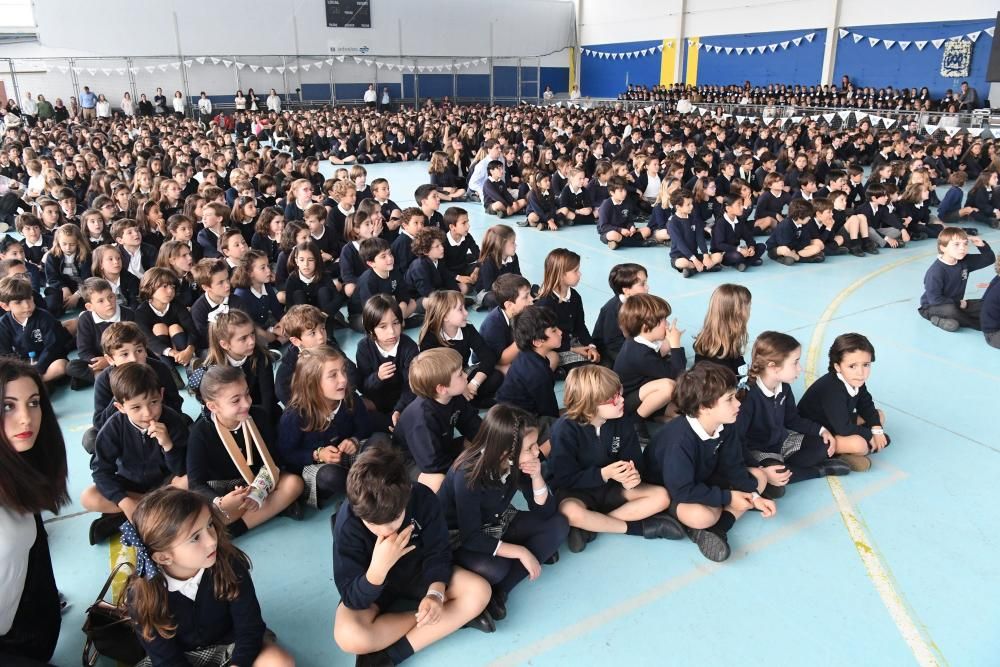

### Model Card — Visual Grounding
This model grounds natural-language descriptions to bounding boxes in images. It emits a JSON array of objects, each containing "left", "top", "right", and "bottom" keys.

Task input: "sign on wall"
[
  {"left": 940, "top": 39, "right": 972, "bottom": 77},
  {"left": 325, "top": 0, "right": 371, "bottom": 28}
]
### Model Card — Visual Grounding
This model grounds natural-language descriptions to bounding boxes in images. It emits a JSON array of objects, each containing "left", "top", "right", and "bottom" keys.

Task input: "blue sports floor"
[{"left": 47, "top": 161, "right": 1000, "bottom": 666}]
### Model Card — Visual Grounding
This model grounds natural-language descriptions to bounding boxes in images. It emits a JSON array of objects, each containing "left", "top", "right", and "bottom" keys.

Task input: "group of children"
[{"left": 0, "top": 96, "right": 997, "bottom": 667}]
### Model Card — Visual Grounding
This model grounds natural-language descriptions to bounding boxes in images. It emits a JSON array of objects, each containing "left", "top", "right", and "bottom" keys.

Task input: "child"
[
  {"left": 167, "top": 213, "right": 203, "bottom": 263},
  {"left": 766, "top": 199, "right": 826, "bottom": 265},
  {"left": 592, "top": 263, "right": 647, "bottom": 367},
  {"left": 613, "top": 294, "right": 685, "bottom": 432},
  {"left": 69, "top": 277, "right": 136, "bottom": 388},
  {"left": 558, "top": 167, "right": 595, "bottom": 226},
  {"left": 196, "top": 202, "right": 228, "bottom": 259},
  {"left": 81, "top": 363, "right": 189, "bottom": 543},
  {"left": 982, "top": 257, "right": 1000, "bottom": 348},
  {"left": 123, "top": 488, "right": 295, "bottom": 666},
  {"left": 43, "top": 223, "right": 91, "bottom": 315},
  {"left": 668, "top": 189, "right": 722, "bottom": 277},
  {"left": 439, "top": 404, "right": 568, "bottom": 622},
  {"left": 92, "top": 243, "right": 141, "bottom": 309},
  {"left": 232, "top": 249, "right": 283, "bottom": 344},
  {"left": 283, "top": 177, "right": 315, "bottom": 222},
  {"left": 536, "top": 248, "right": 600, "bottom": 368},
  {"left": 391, "top": 207, "right": 425, "bottom": 276},
  {"left": 352, "top": 237, "right": 417, "bottom": 331},
  {"left": 598, "top": 177, "right": 651, "bottom": 249},
  {"left": 371, "top": 177, "right": 402, "bottom": 223},
  {"left": 442, "top": 206, "right": 480, "bottom": 291},
  {"left": 474, "top": 224, "right": 523, "bottom": 307},
  {"left": 251, "top": 207, "right": 285, "bottom": 265},
  {"left": 495, "top": 306, "right": 562, "bottom": 440},
  {"left": 830, "top": 190, "right": 878, "bottom": 257},
  {"left": 201, "top": 310, "right": 282, "bottom": 426},
  {"left": 187, "top": 365, "right": 305, "bottom": 535},
  {"left": 415, "top": 184, "right": 444, "bottom": 229},
  {"left": 135, "top": 267, "right": 197, "bottom": 368},
  {"left": 527, "top": 172, "right": 564, "bottom": 232},
  {"left": 483, "top": 160, "right": 527, "bottom": 218},
  {"left": 648, "top": 178, "right": 675, "bottom": 246},
  {"left": 395, "top": 348, "right": 483, "bottom": 492},
  {"left": 304, "top": 202, "right": 342, "bottom": 273},
  {"left": 643, "top": 363, "right": 773, "bottom": 563},
  {"left": 339, "top": 211, "right": 377, "bottom": 298},
  {"left": 419, "top": 290, "right": 501, "bottom": 406},
  {"left": 737, "top": 331, "right": 850, "bottom": 491},
  {"left": 112, "top": 218, "right": 157, "bottom": 281},
  {"left": 276, "top": 304, "right": 326, "bottom": 406},
  {"left": 284, "top": 241, "right": 343, "bottom": 336},
  {"left": 16, "top": 213, "right": 50, "bottom": 268},
  {"left": 937, "top": 171, "right": 977, "bottom": 224},
  {"left": 326, "top": 180, "right": 357, "bottom": 241},
  {"left": 711, "top": 193, "right": 765, "bottom": 271},
  {"left": 406, "top": 227, "right": 461, "bottom": 308},
  {"left": 190, "top": 258, "right": 248, "bottom": 354},
  {"left": 0, "top": 276, "right": 70, "bottom": 383},
  {"left": 856, "top": 185, "right": 905, "bottom": 249},
  {"left": 332, "top": 446, "right": 494, "bottom": 664},
  {"left": 275, "top": 220, "right": 309, "bottom": 290},
  {"left": 692, "top": 284, "right": 752, "bottom": 378},
  {"left": 798, "top": 333, "right": 890, "bottom": 472},
  {"left": 219, "top": 228, "right": 249, "bottom": 275},
  {"left": 547, "top": 365, "right": 683, "bottom": 553},
  {"left": 752, "top": 172, "right": 789, "bottom": 233},
  {"left": 355, "top": 294, "right": 419, "bottom": 430},
  {"left": 918, "top": 228, "right": 995, "bottom": 332},
  {"left": 480, "top": 273, "right": 535, "bottom": 373},
  {"left": 278, "top": 345, "right": 385, "bottom": 508}
]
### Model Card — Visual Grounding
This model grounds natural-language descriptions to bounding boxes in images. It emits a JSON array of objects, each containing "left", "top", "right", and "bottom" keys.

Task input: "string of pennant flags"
[
  {"left": 11, "top": 55, "right": 492, "bottom": 77},
  {"left": 581, "top": 44, "right": 668, "bottom": 60},
  {"left": 693, "top": 31, "right": 817, "bottom": 56},
  {"left": 838, "top": 26, "right": 994, "bottom": 51}
]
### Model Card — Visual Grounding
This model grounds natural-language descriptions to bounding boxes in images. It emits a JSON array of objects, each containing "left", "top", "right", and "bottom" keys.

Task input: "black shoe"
[
  {"left": 930, "top": 316, "right": 960, "bottom": 332},
  {"left": 486, "top": 589, "right": 508, "bottom": 621},
  {"left": 776, "top": 255, "right": 796, "bottom": 266},
  {"left": 69, "top": 375, "right": 93, "bottom": 390},
  {"left": 567, "top": 527, "right": 588, "bottom": 553},
  {"left": 862, "top": 239, "right": 879, "bottom": 255},
  {"left": 736, "top": 262, "right": 747, "bottom": 272},
  {"left": 543, "top": 551, "right": 560, "bottom": 565},
  {"left": 849, "top": 243, "right": 866, "bottom": 257},
  {"left": 463, "top": 610, "right": 496, "bottom": 633},
  {"left": 681, "top": 268, "right": 693, "bottom": 278},
  {"left": 991, "top": 220, "right": 1000, "bottom": 230},
  {"left": 584, "top": 530, "right": 597, "bottom": 543},
  {"left": 168, "top": 365, "right": 185, "bottom": 391},
  {"left": 829, "top": 245, "right": 849, "bottom": 256},
  {"left": 89, "top": 512, "right": 125, "bottom": 545},
  {"left": 799, "top": 252, "right": 825, "bottom": 263},
  {"left": 761, "top": 483, "right": 786, "bottom": 500},
  {"left": 642, "top": 512, "right": 686, "bottom": 540},
  {"left": 961, "top": 227, "right": 981, "bottom": 236},
  {"left": 355, "top": 649, "right": 394, "bottom": 667},
  {"left": 814, "top": 457, "right": 851, "bottom": 477},
  {"left": 470, "top": 395, "right": 496, "bottom": 411},
  {"left": 913, "top": 231, "right": 928, "bottom": 241},
  {"left": 280, "top": 498, "right": 305, "bottom": 521},
  {"left": 331, "top": 311, "right": 350, "bottom": 329},
  {"left": 686, "top": 526, "right": 731, "bottom": 562}
]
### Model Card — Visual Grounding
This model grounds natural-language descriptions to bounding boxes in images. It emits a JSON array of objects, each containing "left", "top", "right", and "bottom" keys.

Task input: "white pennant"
[
  {"left": 183, "top": 60, "right": 193, "bottom": 67},
  {"left": 276, "top": 66, "right": 285, "bottom": 74},
  {"left": 170, "top": 62, "right": 179, "bottom": 70},
  {"left": 417, "top": 65, "right": 425, "bottom": 72},
  {"left": 793, "top": 37, "right": 802, "bottom": 46},
  {"left": 856, "top": 113, "right": 867, "bottom": 122},
  {"left": 129, "top": 67, "right": 138, "bottom": 73},
  {"left": 86, "top": 67, "right": 96, "bottom": 75},
  {"left": 736, "top": 115, "right": 746, "bottom": 123},
  {"left": 314, "top": 61, "right": 323, "bottom": 69},
  {"left": 725, "top": 47, "right": 733, "bottom": 55},
  {"left": 291, "top": 65, "right": 300, "bottom": 72},
  {"left": 210, "top": 57, "right": 220, "bottom": 64},
  {"left": 762, "top": 115, "right": 773, "bottom": 125},
  {"left": 222, "top": 59, "right": 232, "bottom": 68},
  {"left": 250, "top": 65, "right": 259, "bottom": 72},
  {"left": 883, "top": 40, "right": 895, "bottom": 49},
  {"left": 944, "top": 127, "right": 961, "bottom": 138},
  {"left": 967, "top": 31, "right": 981, "bottom": 42},
  {"left": 658, "top": 44, "right": 665, "bottom": 51},
  {"left": 325, "top": 58, "right": 334, "bottom": 65},
  {"left": 980, "top": 128, "right": 994, "bottom": 139},
  {"left": 72, "top": 67, "right": 81, "bottom": 73},
  {"left": 235, "top": 62, "right": 245, "bottom": 70},
  {"left": 407, "top": 65, "right": 415, "bottom": 72},
  {"left": 363, "top": 59, "right": 372, "bottom": 66},
  {"left": 640, "top": 49, "right": 648, "bottom": 56},
  {"left": 837, "top": 110, "right": 851, "bottom": 120},
  {"left": 780, "top": 41, "right": 789, "bottom": 49},
  {"left": 302, "top": 63, "right": 310, "bottom": 71},
  {"left": 336, "top": 56, "right": 345, "bottom": 62},
  {"left": 924, "top": 124, "right": 938, "bottom": 135},
  {"left": 839, "top": 29, "right": 849, "bottom": 39},
  {"left": 195, "top": 57, "right": 205, "bottom": 65},
  {"left": 376, "top": 62, "right": 384, "bottom": 69},
  {"left": 116, "top": 67, "right": 126, "bottom": 75},
  {"left": 791, "top": 116, "right": 803, "bottom": 124},
  {"left": 823, "top": 113, "right": 835, "bottom": 123},
  {"left": 434, "top": 65, "right": 442, "bottom": 72},
  {"left": 805, "top": 32, "right": 815, "bottom": 42},
  {"left": 898, "top": 41, "right": 910, "bottom": 50},
  {"left": 868, "top": 37, "right": 879, "bottom": 47},
  {"left": 157, "top": 64, "right": 167, "bottom": 72},
  {"left": 715, "top": 46, "right": 722, "bottom": 54},
  {"left": 914, "top": 40, "right": 927, "bottom": 50},
  {"left": 263, "top": 66, "right": 273, "bottom": 73},
  {"left": 353, "top": 56, "right": 362, "bottom": 63},
  {"left": 145, "top": 66, "right": 155, "bottom": 73},
  {"left": 735, "top": 47, "right": 744, "bottom": 55},
  {"left": 931, "top": 39, "right": 944, "bottom": 49},
  {"left": 883, "top": 119, "right": 896, "bottom": 129},
  {"left": 869, "top": 114, "right": 881, "bottom": 125},
  {"left": 768, "top": 44, "right": 777, "bottom": 52},
  {"left": 852, "top": 34, "right": 863, "bottom": 43},
  {"left": 986, "top": 28, "right": 994, "bottom": 37},
  {"left": 101, "top": 68, "right": 111, "bottom": 76}
]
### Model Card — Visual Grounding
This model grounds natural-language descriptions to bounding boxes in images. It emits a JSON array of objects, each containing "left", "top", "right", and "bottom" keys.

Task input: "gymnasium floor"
[{"left": 47, "top": 160, "right": 1000, "bottom": 666}]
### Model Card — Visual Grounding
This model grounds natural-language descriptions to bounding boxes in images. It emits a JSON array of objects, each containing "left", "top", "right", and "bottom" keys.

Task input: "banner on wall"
[{"left": 940, "top": 39, "right": 972, "bottom": 77}]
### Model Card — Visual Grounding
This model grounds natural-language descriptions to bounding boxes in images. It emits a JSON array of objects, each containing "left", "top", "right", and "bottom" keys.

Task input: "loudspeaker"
[{"left": 987, "top": 12, "right": 1000, "bottom": 82}]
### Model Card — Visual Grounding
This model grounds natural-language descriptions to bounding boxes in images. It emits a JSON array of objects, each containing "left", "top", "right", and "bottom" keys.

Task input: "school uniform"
[
  {"left": 355, "top": 335, "right": 419, "bottom": 416},
  {"left": 478, "top": 307, "right": 514, "bottom": 362},
  {"left": 405, "top": 256, "right": 459, "bottom": 300},
  {"left": 0, "top": 309, "right": 71, "bottom": 374},
  {"left": 483, "top": 177, "right": 514, "bottom": 212},
  {"left": 966, "top": 187, "right": 1000, "bottom": 226},
  {"left": 667, "top": 214, "right": 709, "bottom": 268},
  {"left": 896, "top": 201, "right": 941, "bottom": 238},
  {"left": 475, "top": 255, "right": 521, "bottom": 295},
  {"left": 250, "top": 233, "right": 281, "bottom": 264},
  {"left": 496, "top": 350, "right": 559, "bottom": 419},
  {"left": 536, "top": 288, "right": 594, "bottom": 359},
  {"left": 937, "top": 186, "right": 964, "bottom": 223},
  {"left": 547, "top": 415, "right": 641, "bottom": 512},
  {"left": 918, "top": 242, "right": 995, "bottom": 329},
  {"left": 333, "top": 483, "right": 453, "bottom": 611},
  {"left": 339, "top": 241, "right": 366, "bottom": 286},
  {"left": 439, "top": 461, "right": 567, "bottom": 595},
  {"left": 104, "top": 271, "right": 141, "bottom": 310},
  {"left": 186, "top": 409, "right": 283, "bottom": 500},
  {"left": 130, "top": 558, "right": 268, "bottom": 667},
  {"left": 42, "top": 252, "right": 92, "bottom": 315},
  {"left": 283, "top": 201, "right": 309, "bottom": 223},
  {"left": 597, "top": 198, "right": 643, "bottom": 247},
  {"left": 135, "top": 301, "right": 196, "bottom": 359},
  {"left": 233, "top": 285, "right": 283, "bottom": 331},
  {"left": 528, "top": 188, "right": 563, "bottom": 228},
  {"left": 352, "top": 268, "right": 413, "bottom": 318},
  {"left": 444, "top": 231, "right": 480, "bottom": 277},
  {"left": 736, "top": 379, "right": 832, "bottom": 481},
  {"left": 798, "top": 371, "right": 884, "bottom": 442},
  {"left": 643, "top": 417, "right": 757, "bottom": 504},
  {"left": 90, "top": 407, "right": 188, "bottom": 504},
  {"left": 420, "top": 325, "right": 502, "bottom": 401},
  {"left": 190, "top": 293, "right": 249, "bottom": 353},
  {"left": 766, "top": 218, "right": 821, "bottom": 259},
  {"left": 613, "top": 336, "right": 686, "bottom": 413},
  {"left": 711, "top": 214, "right": 765, "bottom": 267},
  {"left": 559, "top": 185, "right": 596, "bottom": 225},
  {"left": 754, "top": 190, "right": 789, "bottom": 223},
  {"left": 196, "top": 227, "right": 224, "bottom": 259},
  {"left": 277, "top": 397, "right": 373, "bottom": 507},
  {"left": 395, "top": 395, "right": 482, "bottom": 474},
  {"left": 390, "top": 230, "right": 417, "bottom": 275},
  {"left": 310, "top": 224, "right": 344, "bottom": 273},
  {"left": 592, "top": 295, "right": 625, "bottom": 366},
  {"left": 980, "top": 275, "right": 1000, "bottom": 348},
  {"left": 91, "top": 358, "right": 183, "bottom": 438},
  {"left": 73, "top": 304, "right": 137, "bottom": 374},
  {"left": 586, "top": 179, "right": 610, "bottom": 209},
  {"left": 648, "top": 203, "right": 672, "bottom": 235},
  {"left": 22, "top": 236, "right": 50, "bottom": 268}
]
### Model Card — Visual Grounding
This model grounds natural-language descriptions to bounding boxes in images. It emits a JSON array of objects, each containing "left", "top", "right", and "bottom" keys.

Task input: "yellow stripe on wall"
[
  {"left": 685, "top": 37, "right": 700, "bottom": 86},
  {"left": 659, "top": 39, "right": 676, "bottom": 86},
  {"left": 568, "top": 47, "right": 575, "bottom": 92}
]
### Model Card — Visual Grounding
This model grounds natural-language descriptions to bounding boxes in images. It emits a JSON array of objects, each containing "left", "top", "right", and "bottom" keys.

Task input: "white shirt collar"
[
  {"left": 501, "top": 255, "right": 514, "bottom": 265},
  {"left": 446, "top": 232, "right": 465, "bottom": 247},
  {"left": 206, "top": 294, "right": 227, "bottom": 309},
  {"left": 328, "top": 401, "right": 341, "bottom": 422},
  {"left": 25, "top": 237, "right": 44, "bottom": 248},
  {"left": 836, "top": 372, "right": 860, "bottom": 397},
  {"left": 164, "top": 568, "right": 205, "bottom": 602},
  {"left": 311, "top": 226, "right": 326, "bottom": 241},
  {"left": 755, "top": 377, "right": 782, "bottom": 398},
  {"left": 633, "top": 335, "right": 662, "bottom": 353},
  {"left": 92, "top": 305, "right": 122, "bottom": 325},
  {"left": 299, "top": 272, "right": 315, "bottom": 285},
  {"left": 227, "top": 354, "right": 247, "bottom": 368},
  {"left": 555, "top": 288, "right": 571, "bottom": 303},
  {"left": 378, "top": 340, "right": 400, "bottom": 358},
  {"left": 442, "top": 327, "right": 464, "bottom": 342},
  {"left": 149, "top": 302, "right": 168, "bottom": 318},
  {"left": 686, "top": 415, "right": 724, "bottom": 441}
]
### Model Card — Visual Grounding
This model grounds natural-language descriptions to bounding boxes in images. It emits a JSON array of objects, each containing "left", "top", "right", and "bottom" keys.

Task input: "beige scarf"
[{"left": 212, "top": 414, "right": 280, "bottom": 488}]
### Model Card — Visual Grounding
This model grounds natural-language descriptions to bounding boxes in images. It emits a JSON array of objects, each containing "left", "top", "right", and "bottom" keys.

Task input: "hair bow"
[{"left": 119, "top": 520, "right": 159, "bottom": 580}]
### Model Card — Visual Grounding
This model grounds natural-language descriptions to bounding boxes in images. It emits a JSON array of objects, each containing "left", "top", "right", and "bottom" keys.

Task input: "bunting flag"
[
  {"left": 302, "top": 63, "right": 311, "bottom": 71},
  {"left": 883, "top": 40, "right": 895, "bottom": 49},
  {"left": 695, "top": 30, "right": 817, "bottom": 56},
  {"left": 838, "top": 29, "right": 849, "bottom": 39},
  {"left": 943, "top": 127, "right": 961, "bottom": 137},
  {"left": 582, "top": 45, "right": 660, "bottom": 60},
  {"left": 898, "top": 41, "right": 910, "bottom": 50},
  {"left": 852, "top": 34, "right": 863, "bottom": 43},
  {"left": 915, "top": 41, "right": 927, "bottom": 50},
  {"left": 823, "top": 113, "right": 835, "bottom": 124},
  {"left": 868, "top": 37, "right": 880, "bottom": 47},
  {"left": 986, "top": 27, "right": 995, "bottom": 38},
  {"left": 780, "top": 40, "right": 789, "bottom": 49},
  {"left": 195, "top": 57, "right": 205, "bottom": 65},
  {"left": 249, "top": 65, "right": 259, "bottom": 72},
  {"left": 967, "top": 31, "right": 980, "bottom": 42},
  {"left": 924, "top": 124, "right": 938, "bottom": 135},
  {"left": 263, "top": 66, "right": 273, "bottom": 73},
  {"left": 841, "top": 27, "right": 990, "bottom": 51}
]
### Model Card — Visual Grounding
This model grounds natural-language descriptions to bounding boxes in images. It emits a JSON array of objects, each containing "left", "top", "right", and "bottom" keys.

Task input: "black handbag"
[{"left": 81, "top": 561, "right": 147, "bottom": 667}]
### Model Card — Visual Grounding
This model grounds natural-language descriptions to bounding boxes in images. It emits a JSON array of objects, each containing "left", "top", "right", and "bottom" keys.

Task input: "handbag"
[{"left": 81, "top": 561, "right": 147, "bottom": 667}]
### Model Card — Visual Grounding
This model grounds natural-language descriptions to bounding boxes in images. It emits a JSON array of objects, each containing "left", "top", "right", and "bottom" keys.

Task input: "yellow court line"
[{"left": 804, "top": 251, "right": 946, "bottom": 667}]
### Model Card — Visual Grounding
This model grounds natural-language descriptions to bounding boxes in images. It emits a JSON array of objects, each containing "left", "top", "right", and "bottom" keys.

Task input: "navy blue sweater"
[
  {"left": 190, "top": 294, "right": 249, "bottom": 353},
  {"left": 186, "top": 410, "right": 280, "bottom": 499},
  {"left": 233, "top": 286, "right": 283, "bottom": 330},
  {"left": 418, "top": 325, "right": 498, "bottom": 372},
  {"left": 920, "top": 243, "right": 995, "bottom": 308},
  {"left": 766, "top": 218, "right": 818, "bottom": 252},
  {"left": 443, "top": 233, "right": 480, "bottom": 276},
  {"left": 547, "top": 415, "right": 642, "bottom": 491},
  {"left": 798, "top": 371, "right": 881, "bottom": 441},
  {"left": 937, "top": 186, "right": 963, "bottom": 219},
  {"left": 643, "top": 417, "right": 757, "bottom": 506},
  {"left": 667, "top": 214, "right": 708, "bottom": 260},
  {"left": 982, "top": 275, "right": 1000, "bottom": 334},
  {"left": 91, "top": 407, "right": 188, "bottom": 504},
  {"left": 92, "top": 357, "right": 182, "bottom": 432},
  {"left": 613, "top": 338, "right": 686, "bottom": 395},
  {"left": 276, "top": 396, "right": 372, "bottom": 473},
  {"left": 711, "top": 215, "right": 757, "bottom": 254},
  {"left": 536, "top": 289, "right": 593, "bottom": 351},
  {"left": 134, "top": 302, "right": 196, "bottom": 358},
  {"left": 479, "top": 307, "right": 513, "bottom": 360},
  {"left": 475, "top": 255, "right": 521, "bottom": 294},
  {"left": 592, "top": 295, "right": 625, "bottom": 364},
  {"left": 735, "top": 380, "right": 823, "bottom": 459},
  {"left": 390, "top": 232, "right": 417, "bottom": 276},
  {"left": 76, "top": 306, "right": 135, "bottom": 363},
  {"left": 339, "top": 241, "right": 366, "bottom": 285},
  {"left": 405, "top": 256, "right": 458, "bottom": 299},
  {"left": 355, "top": 335, "right": 418, "bottom": 415},
  {"left": 333, "top": 484, "right": 452, "bottom": 609},
  {"left": 496, "top": 349, "right": 559, "bottom": 418},
  {"left": 352, "top": 268, "right": 412, "bottom": 315},
  {"left": 0, "top": 309, "right": 71, "bottom": 374},
  {"left": 597, "top": 198, "right": 634, "bottom": 235},
  {"left": 395, "top": 396, "right": 482, "bottom": 473}
]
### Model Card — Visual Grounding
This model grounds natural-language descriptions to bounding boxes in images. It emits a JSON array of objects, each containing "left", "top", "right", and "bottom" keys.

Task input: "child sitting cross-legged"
[{"left": 0, "top": 274, "right": 71, "bottom": 383}]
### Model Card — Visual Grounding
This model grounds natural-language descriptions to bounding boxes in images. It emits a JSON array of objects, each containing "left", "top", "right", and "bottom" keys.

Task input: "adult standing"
[
  {"left": 234, "top": 89, "right": 247, "bottom": 111},
  {"left": 120, "top": 91, "right": 135, "bottom": 118},
  {"left": 68, "top": 97, "right": 80, "bottom": 121},
  {"left": 172, "top": 90, "right": 185, "bottom": 118},
  {"left": 957, "top": 81, "right": 980, "bottom": 110},
  {"left": 35, "top": 95, "right": 54, "bottom": 123},
  {"left": 380, "top": 87, "right": 391, "bottom": 111},
  {"left": 78, "top": 86, "right": 97, "bottom": 121},
  {"left": 137, "top": 93, "right": 153, "bottom": 117},
  {"left": 52, "top": 98, "right": 68, "bottom": 123},
  {"left": 246, "top": 88, "right": 259, "bottom": 112},
  {"left": 20, "top": 93, "right": 37, "bottom": 127},
  {"left": 363, "top": 84, "right": 377, "bottom": 109},
  {"left": 266, "top": 88, "right": 282, "bottom": 114},
  {"left": 95, "top": 94, "right": 111, "bottom": 119},
  {"left": 197, "top": 92, "right": 213, "bottom": 124},
  {"left": 152, "top": 87, "right": 167, "bottom": 115},
  {"left": 0, "top": 359, "right": 70, "bottom": 665}
]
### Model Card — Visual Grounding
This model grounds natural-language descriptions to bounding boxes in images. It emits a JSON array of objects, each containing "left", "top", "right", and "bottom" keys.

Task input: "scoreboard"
[{"left": 325, "top": 0, "right": 371, "bottom": 28}]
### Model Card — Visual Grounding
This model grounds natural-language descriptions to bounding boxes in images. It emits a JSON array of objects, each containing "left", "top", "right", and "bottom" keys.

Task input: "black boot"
[
  {"left": 761, "top": 483, "right": 786, "bottom": 500},
  {"left": 641, "top": 512, "right": 686, "bottom": 540},
  {"left": 567, "top": 527, "right": 588, "bottom": 553}
]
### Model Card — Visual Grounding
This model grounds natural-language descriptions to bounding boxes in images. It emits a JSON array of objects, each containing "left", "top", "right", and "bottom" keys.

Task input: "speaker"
[{"left": 987, "top": 12, "right": 1000, "bottom": 82}]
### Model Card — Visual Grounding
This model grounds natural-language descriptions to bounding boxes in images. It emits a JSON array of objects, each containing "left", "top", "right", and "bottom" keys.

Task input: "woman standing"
[
  {"left": 172, "top": 90, "right": 185, "bottom": 118},
  {"left": 120, "top": 91, "right": 135, "bottom": 118}
]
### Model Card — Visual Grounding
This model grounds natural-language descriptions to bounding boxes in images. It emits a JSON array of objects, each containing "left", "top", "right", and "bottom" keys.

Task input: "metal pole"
[
  {"left": 68, "top": 58, "right": 80, "bottom": 102},
  {"left": 172, "top": 12, "right": 191, "bottom": 116},
  {"left": 452, "top": 59, "right": 457, "bottom": 103},
  {"left": 413, "top": 59, "right": 420, "bottom": 109},
  {"left": 281, "top": 55, "right": 290, "bottom": 103},
  {"left": 329, "top": 57, "right": 336, "bottom": 106},
  {"left": 374, "top": 60, "right": 379, "bottom": 110},
  {"left": 292, "top": 8, "right": 302, "bottom": 108},
  {"left": 7, "top": 59, "right": 21, "bottom": 108},
  {"left": 516, "top": 57, "right": 522, "bottom": 105},
  {"left": 126, "top": 57, "right": 138, "bottom": 103},
  {"left": 233, "top": 56, "right": 241, "bottom": 93},
  {"left": 489, "top": 22, "right": 495, "bottom": 105},
  {"left": 536, "top": 56, "right": 541, "bottom": 102}
]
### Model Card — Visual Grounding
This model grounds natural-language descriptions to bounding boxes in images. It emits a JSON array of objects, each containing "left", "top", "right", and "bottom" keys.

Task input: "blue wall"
[
  {"left": 580, "top": 39, "right": 662, "bottom": 98},
  {"left": 834, "top": 19, "right": 994, "bottom": 98},
  {"left": 695, "top": 29, "right": 826, "bottom": 86}
]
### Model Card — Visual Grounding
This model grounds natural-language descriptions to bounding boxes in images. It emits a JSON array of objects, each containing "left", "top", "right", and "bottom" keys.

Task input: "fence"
[{"left": 1, "top": 52, "right": 572, "bottom": 113}]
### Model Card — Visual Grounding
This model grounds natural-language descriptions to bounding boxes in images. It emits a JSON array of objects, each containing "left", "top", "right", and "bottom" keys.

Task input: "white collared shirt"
[
  {"left": 250, "top": 285, "right": 267, "bottom": 299},
  {"left": 163, "top": 568, "right": 205, "bottom": 602},
  {"left": 756, "top": 377, "right": 782, "bottom": 398},
  {"left": 446, "top": 232, "right": 465, "bottom": 247},
  {"left": 92, "top": 305, "right": 122, "bottom": 325},
  {"left": 555, "top": 288, "right": 572, "bottom": 303},
  {"left": 442, "top": 327, "right": 464, "bottom": 342},
  {"left": 126, "top": 247, "right": 143, "bottom": 279},
  {"left": 149, "top": 302, "right": 168, "bottom": 318},
  {"left": 686, "top": 415, "right": 724, "bottom": 441},
  {"left": 633, "top": 335, "right": 662, "bottom": 353},
  {"left": 299, "top": 272, "right": 315, "bottom": 285},
  {"left": 378, "top": 340, "right": 400, "bottom": 358},
  {"left": 836, "top": 372, "right": 860, "bottom": 397},
  {"left": 227, "top": 354, "right": 247, "bottom": 368}
]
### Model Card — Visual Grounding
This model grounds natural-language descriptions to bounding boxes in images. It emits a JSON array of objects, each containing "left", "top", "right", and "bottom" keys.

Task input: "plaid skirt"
[
  {"left": 301, "top": 453, "right": 356, "bottom": 509},
  {"left": 448, "top": 506, "right": 518, "bottom": 550},
  {"left": 137, "top": 643, "right": 233, "bottom": 667},
  {"left": 747, "top": 431, "right": 805, "bottom": 464}
]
